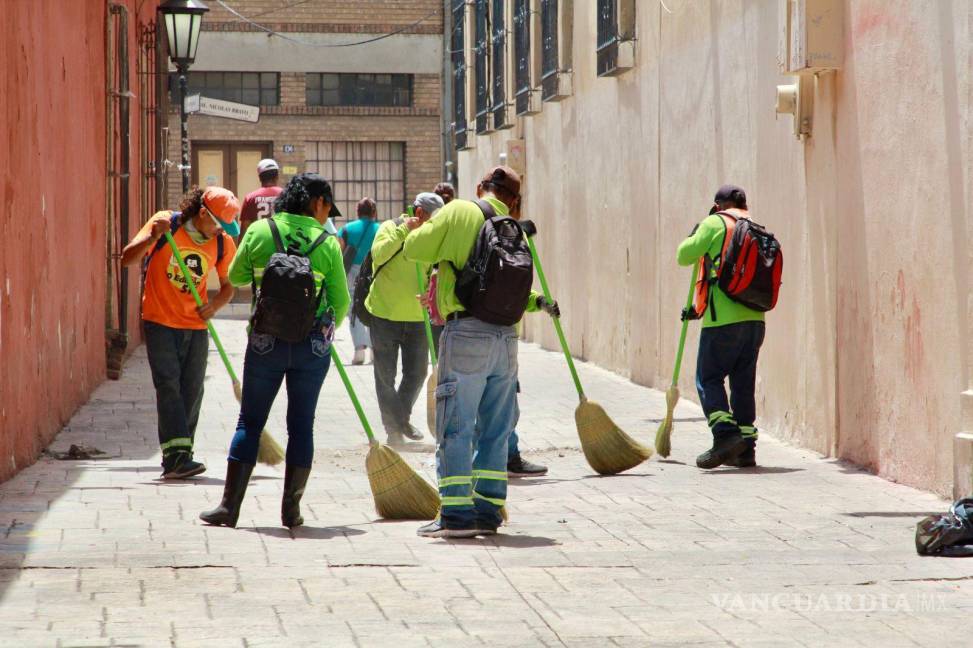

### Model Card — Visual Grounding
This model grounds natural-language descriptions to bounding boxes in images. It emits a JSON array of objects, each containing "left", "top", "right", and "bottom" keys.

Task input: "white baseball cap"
[{"left": 257, "top": 158, "right": 280, "bottom": 174}]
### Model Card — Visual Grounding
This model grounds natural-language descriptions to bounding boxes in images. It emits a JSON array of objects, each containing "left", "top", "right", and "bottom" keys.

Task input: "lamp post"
[{"left": 158, "top": 0, "right": 209, "bottom": 193}]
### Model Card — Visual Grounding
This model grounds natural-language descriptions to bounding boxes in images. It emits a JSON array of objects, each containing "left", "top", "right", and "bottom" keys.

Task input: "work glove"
[{"left": 536, "top": 296, "right": 560, "bottom": 318}]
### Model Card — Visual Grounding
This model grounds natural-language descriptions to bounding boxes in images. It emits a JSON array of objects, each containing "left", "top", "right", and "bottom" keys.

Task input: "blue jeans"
[
  {"left": 143, "top": 321, "right": 208, "bottom": 464},
  {"left": 435, "top": 318, "right": 519, "bottom": 528},
  {"left": 228, "top": 331, "right": 332, "bottom": 467},
  {"left": 695, "top": 322, "right": 765, "bottom": 440}
]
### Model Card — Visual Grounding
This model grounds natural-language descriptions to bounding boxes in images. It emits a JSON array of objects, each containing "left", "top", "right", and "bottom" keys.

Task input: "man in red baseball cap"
[{"left": 120, "top": 186, "right": 239, "bottom": 479}]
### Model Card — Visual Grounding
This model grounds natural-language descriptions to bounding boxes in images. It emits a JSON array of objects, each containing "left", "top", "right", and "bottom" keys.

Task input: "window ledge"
[
  {"left": 597, "top": 40, "right": 636, "bottom": 78},
  {"left": 541, "top": 70, "right": 573, "bottom": 102}
]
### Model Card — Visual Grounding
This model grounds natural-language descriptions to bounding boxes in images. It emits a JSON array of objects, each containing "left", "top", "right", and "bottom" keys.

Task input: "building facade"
[
  {"left": 0, "top": 0, "right": 165, "bottom": 482},
  {"left": 448, "top": 0, "right": 972, "bottom": 497},
  {"left": 166, "top": 0, "right": 445, "bottom": 227}
]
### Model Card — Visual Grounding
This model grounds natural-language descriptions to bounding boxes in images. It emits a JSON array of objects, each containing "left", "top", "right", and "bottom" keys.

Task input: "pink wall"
[{"left": 0, "top": 0, "right": 155, "bottom": 482}]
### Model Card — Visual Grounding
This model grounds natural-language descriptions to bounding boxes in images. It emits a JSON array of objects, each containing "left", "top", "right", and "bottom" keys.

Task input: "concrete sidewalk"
[{"left": 0, "top": 314, "right": 969, "bottom": 647}]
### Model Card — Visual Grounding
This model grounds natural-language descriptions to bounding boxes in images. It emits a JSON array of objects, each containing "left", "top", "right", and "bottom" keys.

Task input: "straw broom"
[
  {"left": 655, "top": 266, "right": 700, "bottom": 457},
  {"left": 523, "top": 225, "right": 652, "bottom": 475},
  {"left": 329, "top": 346, "right": 440, "bottom": 520},
  {"left": 164, "top": 232, "right": 285, "bottom": 466},
  {"left": 416, "top": 263, "right": 439, "bottom": 436}
]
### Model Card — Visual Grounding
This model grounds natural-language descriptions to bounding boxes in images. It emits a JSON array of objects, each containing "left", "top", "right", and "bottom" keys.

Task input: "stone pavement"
[{"left": 1, "top": 312, "right": 971, "bottom": 647}]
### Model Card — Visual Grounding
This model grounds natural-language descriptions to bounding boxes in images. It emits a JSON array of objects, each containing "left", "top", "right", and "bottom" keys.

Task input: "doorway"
[{"left": 192, "top": 141, "right": 273, "bottom": 201}]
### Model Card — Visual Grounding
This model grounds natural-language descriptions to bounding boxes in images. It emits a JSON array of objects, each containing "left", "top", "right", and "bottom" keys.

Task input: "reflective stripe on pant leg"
[
  {"left": 473, "top": 492, "right": 505, "bottom": 507},
  {"left": 707, "top": 410, "right": 736, "bottom": 428},
  {"left": 160, "top": 437, "right": 193, "bottom": 455},
  {"left": 740, "top": 425, "right": 758, "bottom": 439}
]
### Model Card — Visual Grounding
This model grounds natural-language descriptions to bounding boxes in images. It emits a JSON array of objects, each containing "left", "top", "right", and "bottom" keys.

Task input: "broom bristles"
[
  {"left": 576, "top": 399, "right": 652, "bottom": 475},
  {"left": 257, "top": 432, "right": 285, "bottom": 466},
  {"left": 366, "top": 443, "right": 440, "bottom": 520},
  {"left": 654, "top": 386, "right": 680, "bottom": 458}
]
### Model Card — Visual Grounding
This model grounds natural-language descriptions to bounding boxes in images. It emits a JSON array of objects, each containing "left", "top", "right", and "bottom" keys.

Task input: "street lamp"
[{"left": 158, "top": 0, "right": 209, "bottom": 193}]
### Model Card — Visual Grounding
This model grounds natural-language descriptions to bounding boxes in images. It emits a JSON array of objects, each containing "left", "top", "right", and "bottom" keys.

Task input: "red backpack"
[{"left": 688, "top": 210, "right": 783, "bottom": 321}]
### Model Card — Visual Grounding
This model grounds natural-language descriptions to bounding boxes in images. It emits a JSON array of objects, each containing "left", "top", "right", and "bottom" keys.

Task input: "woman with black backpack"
[{"left": 200, "top": 173, "right": 350, "bottom": 529}]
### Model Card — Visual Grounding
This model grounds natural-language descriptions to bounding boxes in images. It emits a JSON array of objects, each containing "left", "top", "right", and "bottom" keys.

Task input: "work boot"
[
  {"left": 507, "top": 454, "right": 548, "bottom": 477},
  {"left": 386, "top": 429, "right": 406, "bottom": 447},
  {"left": 199, "top": 460, "right": 254, "bottom": 528},
  {"left": 417, "top": 518, "right": 478, "bottom": 539},
  {"left": 161, "top": 452, "right": 206, "bottom": 480},
  {"left": 696, "top": 432, "right": 747, "bottom": 470},
  {"left": 727, "top": 439, "right": 757, "bottom": 468},
  {"left": 401, "top": 423, "right": 424, "bottom": 441},
  {"left": 281, "top": 465, "right": 312, "bottom": 528}
]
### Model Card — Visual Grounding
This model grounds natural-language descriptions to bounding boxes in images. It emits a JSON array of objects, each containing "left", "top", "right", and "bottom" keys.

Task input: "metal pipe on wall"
[{"left": 112, "top": 2, "right": 131, "bottom": 341}]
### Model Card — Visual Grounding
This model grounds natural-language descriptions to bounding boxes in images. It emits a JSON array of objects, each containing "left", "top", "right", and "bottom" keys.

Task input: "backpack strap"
[
  {"left": 473, "top": 198, "right": 497, "bottom": 220},
  {"left": 371, "top": 217, "right": 407, "bottom": 281},
  {"left": 144, "top": 212, "right": 183, "bottom": 274},
  {"left": 267, "top": 217, "right": 286, "bottom": 253},
  {"left": 304, "top": 230, "right": 330, "bottom": 256}
]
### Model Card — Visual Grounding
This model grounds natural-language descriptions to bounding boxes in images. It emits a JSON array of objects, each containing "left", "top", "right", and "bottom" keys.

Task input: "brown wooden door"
[{"left": 192, "top": 141, "right": 272, "bottom": 200}]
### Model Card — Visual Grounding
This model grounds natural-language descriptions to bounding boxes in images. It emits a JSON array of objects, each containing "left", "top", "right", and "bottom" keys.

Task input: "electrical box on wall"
[
  {"left": 779, "top": 0, "right": 842, "bottom": 74},
  {"left": 776, "top": 75, "right": 814, "bottom": 139}
]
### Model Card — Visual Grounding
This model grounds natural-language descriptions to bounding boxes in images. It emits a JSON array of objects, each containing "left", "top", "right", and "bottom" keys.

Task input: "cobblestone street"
[{"left": 0, "top": 313, "right": 969, "bottom": 647}]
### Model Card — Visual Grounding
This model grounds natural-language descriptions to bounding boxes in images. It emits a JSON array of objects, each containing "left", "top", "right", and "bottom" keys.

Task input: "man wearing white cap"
[{"left": 240, "top": 158, "right": 284, "bottom": 239}]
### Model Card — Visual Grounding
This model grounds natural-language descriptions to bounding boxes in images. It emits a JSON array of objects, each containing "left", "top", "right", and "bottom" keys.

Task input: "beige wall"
[{"left": 455, "top": 0, "right": 971, "bottom": 496}]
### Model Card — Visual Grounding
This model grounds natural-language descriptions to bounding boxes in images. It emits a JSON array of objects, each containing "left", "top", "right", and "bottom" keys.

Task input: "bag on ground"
[{"left": 916, "top": 498, "right": 973, "bottom": 556}]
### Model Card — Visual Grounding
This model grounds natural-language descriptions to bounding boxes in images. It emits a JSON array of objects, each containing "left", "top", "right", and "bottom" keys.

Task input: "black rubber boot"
[
  {"left": 727, "top": 438, "right": 757, "bottom": 468},
  {"left": 282, "top": 465, "right": 312, "bottom": 528},
  {"left": 199, "top": 460, "right": 254, "bottom": 528},
  {"left": 696, "top": 432, "right": 747, "bottom": 470}
]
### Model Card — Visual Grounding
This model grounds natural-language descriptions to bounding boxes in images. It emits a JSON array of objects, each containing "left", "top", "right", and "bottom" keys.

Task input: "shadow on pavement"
[
  {"left": 391, "top": 443, "right": 437, "bottom": 454},
  {"left": 243, "top": 525, "right": 367, "bottom": 540},
  {"left": 843, "top": 511, "right": 939, "bottom": 519},
  {"left": 701, "top": 467, "right": 805, "bottom": 475}
]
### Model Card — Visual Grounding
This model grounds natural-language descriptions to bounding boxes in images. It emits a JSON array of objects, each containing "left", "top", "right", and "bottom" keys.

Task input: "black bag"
[
  {"left": 450, "top": 199, "right": 534, "bottom": 326},
  {"left": 351, "top": 218, "right": 404, "bottom": 327},
  {"left": 916, "top": 498, "right": 973, "bottom": 556},
  {"left": 251, "top": 218, "right": 329, "bottom": 343},
  {"left": 342, "top": 222, "right": 376, "bottom": 273}
]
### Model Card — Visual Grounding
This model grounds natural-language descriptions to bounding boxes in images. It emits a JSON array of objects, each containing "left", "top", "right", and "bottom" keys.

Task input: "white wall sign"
[{"left": 184, "top": 94, "right": 260, "bottom": 123}]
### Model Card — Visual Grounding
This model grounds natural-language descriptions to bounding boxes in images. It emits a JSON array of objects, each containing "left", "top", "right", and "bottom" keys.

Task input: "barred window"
[
  {"left": 306, "top": 73, "right": 412, "bottom": 107},
  {"left": 169, "top": 71, "right": 279, "bottom": 106},
  {"left": 304, "top": 142, "right": 406, "bottom": 225},
  {"left": 451, "top": 0, "right": 468, "bottom": 149},
  {"left": 474, "top": 0, "right": 491, "bottom": 134},
  {"left": 513, "top": 0, "right": 532, "bottom": 115},
  {"left": 491, "top": 0, "right": 507, "bottom": 129},
  {"left": 596, "top": 0, "right": 619, "bottom": 76},
  {"left": 540, "top": 0, "right": 559, "bottom": 101}
]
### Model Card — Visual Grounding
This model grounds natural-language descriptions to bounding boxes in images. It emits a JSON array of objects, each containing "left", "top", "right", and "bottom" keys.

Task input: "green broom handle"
[
  {"left": 524, "top": 236, "right": 585, "bottom": 399},
  {"left": 163, "top": 231, "right": 238, "bottom": 383},
  {"left": 329, "top": 346, "right": 377, "bottom": 444},
  {"left": 671, "top": 263, "right": 700, "bottom": 386},
  {"left": 415, "top": 264, "right": 438, "bottom": 364}
]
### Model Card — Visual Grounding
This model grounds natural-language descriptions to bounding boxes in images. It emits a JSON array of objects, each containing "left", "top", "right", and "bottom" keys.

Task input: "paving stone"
[{"left": 1, "top": 319, "right": 970, "bottom": 645}]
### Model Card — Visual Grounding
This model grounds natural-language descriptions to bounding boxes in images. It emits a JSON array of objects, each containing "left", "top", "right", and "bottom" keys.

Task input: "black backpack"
[
  {"left": 251, "top": 218, "right": 329, "bottom": 343},
  {"left": 450, "top": 200, "right": 534, "bottom": 326},
  {"left": 351, "top": 217, "right": 404, "bottom": 327}
]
